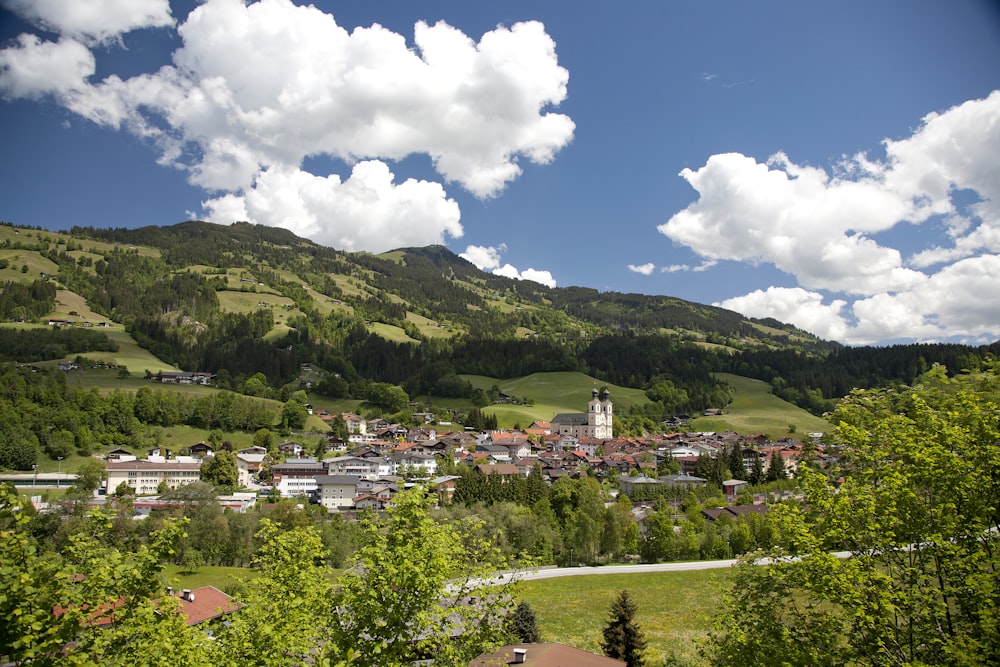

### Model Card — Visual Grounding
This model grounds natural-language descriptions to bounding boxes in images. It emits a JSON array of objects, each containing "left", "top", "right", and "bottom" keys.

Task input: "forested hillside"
[{"left": 2, "top": 221, "right": 998, "bottom": 418}]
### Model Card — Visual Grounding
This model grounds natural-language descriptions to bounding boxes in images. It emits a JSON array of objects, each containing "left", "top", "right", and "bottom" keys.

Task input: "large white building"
[
  {"left": 551, "top": 388, "right": 613, "bottom": 440},
  {"left": 106, "top": 459, "right": 202, "bottom": 495}
]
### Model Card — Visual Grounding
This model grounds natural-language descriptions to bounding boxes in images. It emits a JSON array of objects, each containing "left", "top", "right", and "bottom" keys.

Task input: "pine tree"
[
  {"left": 509, "top": 600, "right": 541, "bottom": 643},
  {"left": 600, "top": 589, "right": 646, "bottom": 667},
  {"left": 766, "top": 449, "right": 787, "bottom": 482}
]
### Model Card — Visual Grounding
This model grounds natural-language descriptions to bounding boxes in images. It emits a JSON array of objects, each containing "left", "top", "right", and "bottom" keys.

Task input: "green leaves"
[{"left": 707, "top": 364, "right": 1000, "bottom": 666}]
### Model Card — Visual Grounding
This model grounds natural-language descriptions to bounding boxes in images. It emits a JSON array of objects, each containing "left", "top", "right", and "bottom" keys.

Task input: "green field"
[
  {"left": 458, "top": 372, "right": 653, "bottom": 428},
  {"left": 690, "top": 373, "right": 828, "bottom": 438},
  {"left": 521, "top": 569, "right": 727, "bottom": 666},
  {"left": 158, "top": 563, "right": 725, "bottom": 666}
]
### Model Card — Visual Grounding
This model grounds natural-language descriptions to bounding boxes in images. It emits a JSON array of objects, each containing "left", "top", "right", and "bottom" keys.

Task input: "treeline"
[
  {"left": 0, "top": 328, "right": 118, "bottom": 362},
  {"left": 0, "top": 366, "right": 275, "bottom": 470},
  {"left": 447, "top": 465, "right": 782, "bottom": 566},
  {"left": 722, "top": 342, "right": 1000, "bottom": 414},
  {"left": 0, "top": 279, "right": 56, "bottom": 320}
]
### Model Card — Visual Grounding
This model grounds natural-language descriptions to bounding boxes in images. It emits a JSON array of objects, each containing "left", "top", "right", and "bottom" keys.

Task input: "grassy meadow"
[
  {"left": 691, "top": 373, "right": 829, "bottom": 439},
  {"left": 521, "top": 569, "right": 728, "bottom": 666},
  {"left": 156, "top": 563, "right": 726, "bottom": 666}
]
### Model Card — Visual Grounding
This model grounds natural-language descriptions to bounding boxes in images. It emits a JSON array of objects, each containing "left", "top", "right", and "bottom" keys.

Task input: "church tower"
[{"left": 588, "top": 387, "right": 613, "bottom": 439}]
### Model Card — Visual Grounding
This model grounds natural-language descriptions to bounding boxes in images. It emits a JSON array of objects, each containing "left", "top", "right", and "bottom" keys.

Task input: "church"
[{"left": 550, "top": 388, "right": 613, "bottom": 439}]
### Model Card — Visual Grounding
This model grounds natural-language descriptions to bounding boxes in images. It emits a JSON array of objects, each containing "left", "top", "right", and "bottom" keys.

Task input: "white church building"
[{"left": 551, "top": 388, "right": 613, "bottom": 439}]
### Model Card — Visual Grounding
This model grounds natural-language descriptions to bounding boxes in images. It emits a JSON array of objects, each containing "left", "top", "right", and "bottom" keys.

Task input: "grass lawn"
[
  {"left": 160, "top": 564, "right": 254, "bottom": 592},
  {"left": 520, "top": 569, "right": 729, "bottom": 666},
  {"left": 691, "top": 373, "right": 829, "bottom": 439}
]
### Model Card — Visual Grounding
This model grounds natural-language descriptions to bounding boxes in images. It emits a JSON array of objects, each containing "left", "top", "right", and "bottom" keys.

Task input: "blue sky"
[{"left": 1, "top": 0, "right": 999, "bottom": 345}]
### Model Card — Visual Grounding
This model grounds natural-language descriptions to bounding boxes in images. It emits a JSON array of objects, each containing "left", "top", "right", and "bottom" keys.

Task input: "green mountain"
[{"left": 1, "top": 220, "right": 997, "bottom": 417}]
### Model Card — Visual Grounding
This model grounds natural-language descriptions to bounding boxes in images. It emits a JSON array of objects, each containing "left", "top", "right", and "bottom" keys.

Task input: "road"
[{"left": 465, "top": 551, "right": 854, "bottom": 589}]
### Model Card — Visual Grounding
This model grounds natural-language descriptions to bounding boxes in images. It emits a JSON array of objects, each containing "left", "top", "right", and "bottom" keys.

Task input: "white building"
[
  {"left": 315, "top": 475, "right": 361, "bottom": 511},
  {"left": 550, "top": 388, "right": 613, "bottom": 440},
  {"left": 325, "top": 455, "right": 391, "bottom": 480},
  {"left": 106, "top": 459, "right": 202, "bottom": 496}
]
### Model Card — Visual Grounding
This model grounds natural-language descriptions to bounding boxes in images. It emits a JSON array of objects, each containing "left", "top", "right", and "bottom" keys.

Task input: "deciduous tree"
[
  {"left": 708, "top": 365, "right": 1000, "bottom": 666},
  {"left": 328, "top": 486, "right": 518, "bottom": 666}
]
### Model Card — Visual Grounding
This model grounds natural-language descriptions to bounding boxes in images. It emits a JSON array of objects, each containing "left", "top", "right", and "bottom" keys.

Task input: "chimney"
[
  {"left": 181, "top": 589, "right": 194, "bottom": 602},
  {"left": 513, "top": 648, "right": 527, "bottom": 664},
  {"left": 166, "top": 586, "right": 174, "bottom": 596}
]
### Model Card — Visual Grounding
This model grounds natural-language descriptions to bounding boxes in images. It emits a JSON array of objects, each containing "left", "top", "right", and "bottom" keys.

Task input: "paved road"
[{"left": 467, "top": 551, "right": 854, "bottom": 589}]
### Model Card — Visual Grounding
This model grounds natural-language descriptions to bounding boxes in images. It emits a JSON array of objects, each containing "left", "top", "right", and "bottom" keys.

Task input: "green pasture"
[
  {"left": 0, "top": 248, "right": 59, "bottom": 282},
  {"left": 521, "top": 568, "right": 728, "bottom": 666},
  {"left": 369, "top": 321, "right": 418, "bottom": 344},
  {"left": 457, "top": 372, "right": 653, "bottom": 429},
  {"left": 406, "top": 311, "right": 455, "bottom": 339},
  {"left": 691, "top": 373, "right": 828, "bottom": 438}
]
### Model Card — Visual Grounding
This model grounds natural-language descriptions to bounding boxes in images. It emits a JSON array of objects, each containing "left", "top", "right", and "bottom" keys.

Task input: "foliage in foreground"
[
  {"left": 0, "top": 486, "right": 519, "bottom": 667},
  {"left": 708, "top": 364, "right": 1000, "bottom": 666}
]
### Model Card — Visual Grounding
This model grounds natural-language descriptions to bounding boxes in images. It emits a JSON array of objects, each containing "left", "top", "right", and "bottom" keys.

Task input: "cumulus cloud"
[
  {"left": 460, "top": 244, "right": 557, "bottom": 288},
  {"left": 716, "top": 287, "right": 850, "bottom": 342},
  {"left": 0, "top": 0, "right": 574, "bottom": 253},
  {"left": 1, "top": 0, "right": 173, "bottom": 45},
  {"left": 0, "top": 34, "right": 93, "bottom": 100},
  {"left": 628, "top": 263, "right": 656, "bottom": 275},
  {"left": 663, "top": 90, "right": 1000, "bottom": 344},
  {"left": 203, "top": 161, "right": 462, "bottom": 253}
]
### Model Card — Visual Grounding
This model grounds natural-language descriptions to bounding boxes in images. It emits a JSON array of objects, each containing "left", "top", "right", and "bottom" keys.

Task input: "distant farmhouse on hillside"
[
  {"left": 551, "top": 388, "right": 613, "bottom": 439},
  {"left": 147, "top": 371, "right": 216, "bottom": 385}
]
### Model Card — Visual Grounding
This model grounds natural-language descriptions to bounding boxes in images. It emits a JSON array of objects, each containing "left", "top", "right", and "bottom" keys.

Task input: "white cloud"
[
  {"left": 658, "top": 151, "right": 923, "bottom": 295},
  {"left": 202, "top": 161, "right": 462, "bottom": 253},
  {"left": 663, "top": 91, "right": 1000, "bottom": 344},
  {"left": 0, "top": 0, "right": 574, "bottom": 255},
  {"left": 0, "top": 34, "right": 93, "bottom": 100},
  {"left": 1, "top": 0, "right": 173, "bottom": 45},
  {"left": 628, "top": 263, "right": 655, "bottom": 275},
  {"left": 460, "top": 244, "right": 556, "bottom": 287},
  {"left": 459, "top": 244, "right": 505, "bottom": 271},
  {"left": 717, "top": 287, "right": 850, "bottom": 342}
]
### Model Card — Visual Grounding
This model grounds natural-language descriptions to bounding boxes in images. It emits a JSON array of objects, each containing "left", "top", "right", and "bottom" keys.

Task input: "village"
[{"left": 98, "top": 388, "right": 817, "bottom": 517}]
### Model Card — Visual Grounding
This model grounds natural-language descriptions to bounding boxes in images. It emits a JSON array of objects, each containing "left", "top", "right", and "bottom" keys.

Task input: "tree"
[
  {"left": 280, "top": 400, "right": 308, "bottom": 429},
  {"left": 211, "top": 520, "right": 333, "bottom": 666},
  {"left": 600, "top": 590, "right": 647, "bottom": 667},
  {"left": 0, "top": 484, "right": 212, "bottom": 666},
  {"left": 509, "top": 600, "right": 541, "bottom": 643},
  {"left": 73, "top": 458, "right": 106, "bottom": 493},
  {"left": 365, "top": 382, "right": 409, "bottom": 412},
  {"left": 328, "top": 486, "right": 518, "bottom": 666},
  {"left": 200, "top": 450, "right": 239, "bottom": 493},
  {"left": 708, "top": 365, "right": 1000, "bottom": 667},
  {"left": 764, "top": 449, "right": 787, "bottom": 482}
]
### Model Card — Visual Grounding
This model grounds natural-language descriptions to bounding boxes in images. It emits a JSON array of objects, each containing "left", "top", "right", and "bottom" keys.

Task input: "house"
[
  {"left": 326, "top": 455, "right": 391, "bottom": 479},
  {"left": 187, "top": 442, "right": 214, "bottom": 458},
  {"left": 271, "top": 458, "right": 326, "bottom": 497},
  {"left": 659, "top": 473, "right": 708, "bottom": 487},
  {"left": 106, "top": 459, "right": 202, "bottom": 495},
  {"left": 471, "top": 643, "right": 625, "bottom": 666},
  {"left": 235, "top": 451, "right": 266, "bottom": 488},
  {"left": 278, "top": 441, "right": 304, "bottom": 457},
  {"left": 148, "top": 371, "right": 215, "bottom": 385},
  {"left": 315, "top": 475, "right": 361, "bottom": 511},
  {"left": 722, "top": 479, "right": 750, "bottom": 501},
  {"left": 619, "top": 474, "right": 661, "bottom": 496}
]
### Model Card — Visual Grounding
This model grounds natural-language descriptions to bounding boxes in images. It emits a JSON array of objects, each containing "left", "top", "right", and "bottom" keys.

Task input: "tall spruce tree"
[
  {"left": 600, "top": 589, "right": 647, "bottom": 667},
  {"left": 509, "top": 600, "right": 541, "bottom": 643}
]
